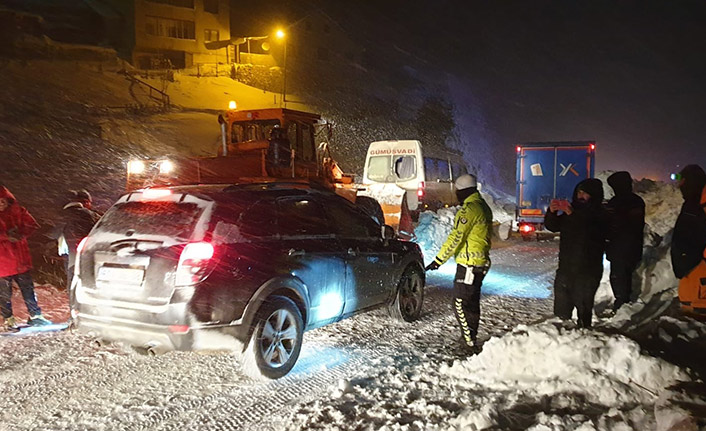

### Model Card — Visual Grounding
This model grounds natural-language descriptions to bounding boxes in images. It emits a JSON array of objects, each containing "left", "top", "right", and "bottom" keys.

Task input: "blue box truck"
[{"left": 515, "top": 141, "right": 596, "bottom": 239}]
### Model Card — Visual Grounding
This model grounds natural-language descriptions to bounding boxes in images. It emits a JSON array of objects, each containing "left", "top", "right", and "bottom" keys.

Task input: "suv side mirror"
[{"left": 382, "top": 224, "right": 396, "bottom": 240}]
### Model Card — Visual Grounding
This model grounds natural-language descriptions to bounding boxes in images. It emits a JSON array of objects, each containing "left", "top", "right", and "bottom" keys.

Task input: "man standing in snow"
[
  {"left": 54, "top": 189, "right": 101, "bottom": 288},
  {"left": 606, "top": 171, "right": 645, "bottom": 311},
  {"left": 0, "top": 186, "right": 52, "bottom": 331},
  {"left": 671, "top": 164, "right": 706, "bottom": 280},
  {"left": 545, "top": 179, "right": 607, "bottom": 329},
  {"left": 425, "top": 174, "right": 493, "bottom": 350}
]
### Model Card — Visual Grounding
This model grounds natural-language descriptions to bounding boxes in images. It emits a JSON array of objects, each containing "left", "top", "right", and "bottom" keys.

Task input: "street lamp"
[{"left": 275, "top": 29, "right": 286, "bottom": 108}]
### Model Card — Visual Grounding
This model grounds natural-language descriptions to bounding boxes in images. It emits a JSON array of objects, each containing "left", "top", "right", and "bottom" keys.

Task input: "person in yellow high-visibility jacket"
[{"left": 425, "top": 174, "right": 493, "bottom": 351}]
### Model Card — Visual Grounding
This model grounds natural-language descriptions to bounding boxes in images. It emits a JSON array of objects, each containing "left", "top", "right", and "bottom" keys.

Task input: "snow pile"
[
  {"left": 442, "top": 321, "right": 691, "bottom": 430},
  {"left": 414, "top": 207, "right": 456, "bottom": 260},
  {"left": 636, "top": 179, "right": 682, "bottom": 238},
  {"left": 357, "top": 183, "right": 406, "bottom": 205},
  {"left": 480, "top": 190, "right": 516, "bottom": 225}
]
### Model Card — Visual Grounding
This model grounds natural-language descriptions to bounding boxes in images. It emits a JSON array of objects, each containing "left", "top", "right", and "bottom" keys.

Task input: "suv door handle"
[{"left": 288, "top": 249, "right": 305, "bottom": 257}]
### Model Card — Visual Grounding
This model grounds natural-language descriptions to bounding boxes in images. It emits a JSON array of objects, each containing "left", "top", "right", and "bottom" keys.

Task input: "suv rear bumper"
[
  {"left": 75, "top": 311, "right": 192, "bottom": 351},
  {"left": 74, "top": 302, "right": 248, "bottom": 353}
]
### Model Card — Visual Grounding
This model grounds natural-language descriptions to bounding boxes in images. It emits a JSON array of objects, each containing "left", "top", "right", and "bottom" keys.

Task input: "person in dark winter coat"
[
  {"left": 545, "top": 178, "right": 608, "bottom": 328},
  {"left": 606, "top": 171, "right": 645, "bottom": 311},
  {"left": 55, "top": 190, "right": 101, "bottom": 288},
  {"left": 671, "top": 164, "right": 706, "bottom": 279},
  {"left": 0, "top": 186, "right": 52, "bottom": 331}
]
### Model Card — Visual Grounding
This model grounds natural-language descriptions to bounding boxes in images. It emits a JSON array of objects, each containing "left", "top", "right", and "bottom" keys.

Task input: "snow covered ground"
[{"left": 2, "top": 235, "right": 704, "bottom": 430}]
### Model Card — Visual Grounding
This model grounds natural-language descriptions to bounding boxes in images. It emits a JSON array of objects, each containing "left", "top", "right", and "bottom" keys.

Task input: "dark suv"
[{"left": 72, "top": 183, "right": 425, "bottom": 378}]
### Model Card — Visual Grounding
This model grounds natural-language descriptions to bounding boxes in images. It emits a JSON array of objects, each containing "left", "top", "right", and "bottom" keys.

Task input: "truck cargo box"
[{"left": 515, "top": 141, "right": 595, "bottom": 237}]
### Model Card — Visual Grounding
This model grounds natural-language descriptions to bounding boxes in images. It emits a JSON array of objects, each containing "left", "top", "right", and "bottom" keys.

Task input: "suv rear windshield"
[{"left": 96, "top": 201, "right": 204, "bottom": 239}]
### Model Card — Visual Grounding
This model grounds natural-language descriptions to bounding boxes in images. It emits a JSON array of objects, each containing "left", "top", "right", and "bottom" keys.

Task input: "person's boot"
[
  {"left": 456, "top": 334, "right": 481, "bottom": 355},
  {"left": 4, "top": 316, "right": 20, "bottom": 332},
  {"left": 27, "top": 314, "right": 52, "bottom": 326}
]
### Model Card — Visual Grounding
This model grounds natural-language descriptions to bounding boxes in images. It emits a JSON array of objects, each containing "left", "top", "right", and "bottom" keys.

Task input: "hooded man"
[
  {"left": 671, "top": 164, "right": 706, "bottom": 280},
  {"left": 54, "top": 189, "right": 101, "bottom": 288},
  {"left": 606, "top": 171, "right": 645, "bottom": 311},
  {"left": 425, "top": 174, "right": 493, "bottom": 350},
  {"left": 0, "top": 186, "right": 52, "bottom": 331},
  {"left": 545, "top": 178, "right": 608, "bottom": 328}
]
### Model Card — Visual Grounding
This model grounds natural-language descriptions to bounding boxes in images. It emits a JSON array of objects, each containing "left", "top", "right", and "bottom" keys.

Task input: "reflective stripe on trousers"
[{"left": 453, "top": 264, "right": 487, "bottom": 346}]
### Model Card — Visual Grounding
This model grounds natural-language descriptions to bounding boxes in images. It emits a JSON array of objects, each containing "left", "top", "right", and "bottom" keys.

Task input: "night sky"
[{"left": 346, "top": 0, "right": 706, "bottom": 181}]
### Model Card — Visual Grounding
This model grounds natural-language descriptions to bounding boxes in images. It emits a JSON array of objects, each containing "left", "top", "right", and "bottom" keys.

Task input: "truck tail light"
[
  {"left": 590, "top": 143, "right": 596, "bottom": 151},
  {"left": 520, "top": 224, "right": 535, "bottom": 234},
  {"left": 516, "top": 146, "right": 522, "bottom": 153},
  {"left": 176, "top": 242, "right": 214, "bottom": 286},
  {"left": 417, "top": 181, "right": 425, "bottom": 198}
]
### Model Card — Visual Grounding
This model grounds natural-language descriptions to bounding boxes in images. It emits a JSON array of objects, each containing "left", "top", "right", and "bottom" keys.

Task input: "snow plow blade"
[
  {"left": 356, "top": 183, "right": 414, "bottom": 241},
  {"left": 678, "top": 260, "right": 706, "bottom": 316}
]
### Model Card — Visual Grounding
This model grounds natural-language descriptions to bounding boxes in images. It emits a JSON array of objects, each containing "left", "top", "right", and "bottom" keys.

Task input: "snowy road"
[{"left": 1, "top": 240, "right": 557, "bottom": 431}]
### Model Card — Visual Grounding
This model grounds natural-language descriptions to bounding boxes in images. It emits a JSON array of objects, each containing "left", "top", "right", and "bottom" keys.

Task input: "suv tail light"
[
  {"left": 417, "top": 181, "right": 425, "bottom": 199},
  {"left": 77, "top": 237, "right": 88, "bottom": 255},
  {"left": 176, "top": 242, "right": 214, "bottom": 286},
  {"left": 75, "top": 237, "right": 88, "bottom": 277}
]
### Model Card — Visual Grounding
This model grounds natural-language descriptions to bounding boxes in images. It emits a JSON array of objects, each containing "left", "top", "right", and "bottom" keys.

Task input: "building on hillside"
[{"left": 96, "top": 0, "right": 230, "bottom": 69}]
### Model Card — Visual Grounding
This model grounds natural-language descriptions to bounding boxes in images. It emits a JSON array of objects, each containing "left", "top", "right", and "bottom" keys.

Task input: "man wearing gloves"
[
  {"left": 545, "top": 178, "right": 608, "bottom": 328},
  {"left": 425, "top": 174, "right": 493, "bottom": 351}
]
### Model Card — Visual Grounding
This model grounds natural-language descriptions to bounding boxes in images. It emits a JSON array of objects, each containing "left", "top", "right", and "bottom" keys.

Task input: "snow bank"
[
  {"left": 442, "top": 321, "right": 690, "bottom": 430},
  {"left": 414, "top": 207, "right": 456, "bottom": 260}
]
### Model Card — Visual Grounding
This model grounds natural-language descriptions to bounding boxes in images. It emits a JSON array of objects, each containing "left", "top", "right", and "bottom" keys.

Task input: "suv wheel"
[
  {"left": 388, "top": 266, "right": 424, "bottom": 322},
  {"left": 243, "top": 296, "right": 303, "bottom": 379}
]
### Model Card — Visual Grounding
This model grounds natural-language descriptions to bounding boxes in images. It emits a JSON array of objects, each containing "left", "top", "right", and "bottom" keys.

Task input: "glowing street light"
[{"left": 275, "top": 28, "right": 287, "bottom": 107}]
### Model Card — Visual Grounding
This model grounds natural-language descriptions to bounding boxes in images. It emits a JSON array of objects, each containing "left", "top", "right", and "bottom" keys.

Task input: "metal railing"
[{"left": 122, "top": 71, "right": 171, "bottom": 107}]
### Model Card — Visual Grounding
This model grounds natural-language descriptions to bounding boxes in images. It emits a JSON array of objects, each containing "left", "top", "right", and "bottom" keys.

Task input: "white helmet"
[{"left": 454, "top": 174, "right": 477, "bottom": 190}]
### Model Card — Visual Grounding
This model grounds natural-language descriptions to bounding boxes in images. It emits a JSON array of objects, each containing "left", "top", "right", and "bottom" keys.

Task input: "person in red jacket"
[{"left": 0, "top": 186, "right": 52, "bottom": 331}]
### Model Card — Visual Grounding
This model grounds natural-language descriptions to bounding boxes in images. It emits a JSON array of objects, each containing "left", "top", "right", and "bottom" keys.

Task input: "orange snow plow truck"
[{"left": 125, "top": 104, "right": 414, "bottom": 238}]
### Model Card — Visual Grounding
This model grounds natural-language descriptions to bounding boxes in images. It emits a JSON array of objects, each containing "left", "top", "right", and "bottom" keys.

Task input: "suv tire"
[
  {"left": 388, "top": 266, "right": 424, "bottom": 322},
  {"left": 242, "top": 296, "right": 304, "bottom": 379}
]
